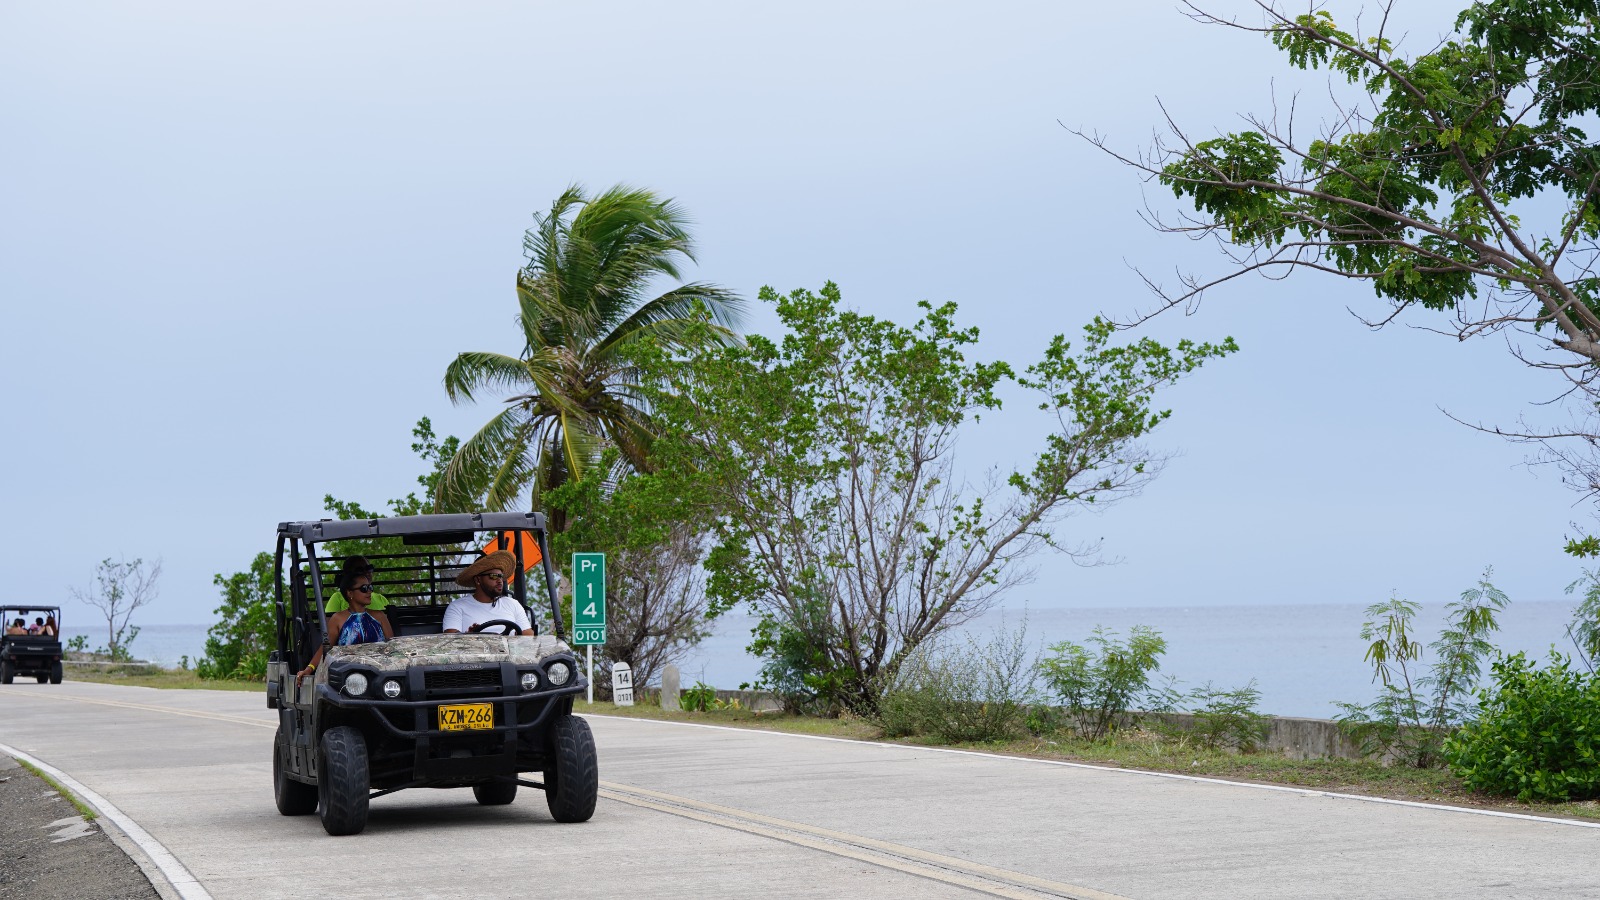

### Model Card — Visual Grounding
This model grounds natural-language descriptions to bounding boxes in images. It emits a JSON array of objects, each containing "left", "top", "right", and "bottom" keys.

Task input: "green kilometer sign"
[{"left": 571, "top": 553, "right": 606, "bottom": 646}]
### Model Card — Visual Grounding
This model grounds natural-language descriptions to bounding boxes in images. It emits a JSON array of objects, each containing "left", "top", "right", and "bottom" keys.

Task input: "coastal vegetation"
[
  {"left": 637, "top": 283, "right": 1234, "bottom": 713},
  {"left": 180, "top": 54, "right": 1600, "bottom": 811}
]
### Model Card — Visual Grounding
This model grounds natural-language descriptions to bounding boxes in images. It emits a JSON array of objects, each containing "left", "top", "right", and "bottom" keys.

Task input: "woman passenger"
[
  {"left": 297, "top": 560, "right": 394, "bottom": 683},
  {"left": 42, "top": 615, "right": 57, "bottom": 637}
]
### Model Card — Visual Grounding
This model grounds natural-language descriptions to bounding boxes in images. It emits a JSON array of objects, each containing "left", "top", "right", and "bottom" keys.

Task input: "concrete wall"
[
  {"left": 1144, "top": 711, "right": 1382, "bottom": 763},
  {"left": 620, "top": 687, "right": 1400, "bottom": 763}
]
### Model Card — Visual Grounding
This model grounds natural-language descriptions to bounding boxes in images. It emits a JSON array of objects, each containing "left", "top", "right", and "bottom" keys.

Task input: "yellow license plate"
[{"left": 438, "top": 703, "right": 494, "bottom": 732}]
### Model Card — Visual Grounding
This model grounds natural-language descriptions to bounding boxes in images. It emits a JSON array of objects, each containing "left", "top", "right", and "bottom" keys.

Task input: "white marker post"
[
  {"left": 611, "top": 662, "right": 634, "bottom": 706},
  {"left": 570, "top": 553, "right": 606, "bottom": 703}
]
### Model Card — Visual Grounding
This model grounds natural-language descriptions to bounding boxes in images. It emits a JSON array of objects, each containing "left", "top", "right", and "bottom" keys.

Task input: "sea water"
[{"left": 79, "top": 600, "right": 1588, "bottom": 718}]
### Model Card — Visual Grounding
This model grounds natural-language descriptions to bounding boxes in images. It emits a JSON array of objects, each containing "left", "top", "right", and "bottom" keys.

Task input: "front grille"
[{"left": 425, "top": 667, "right": 501, "bottom": 692}]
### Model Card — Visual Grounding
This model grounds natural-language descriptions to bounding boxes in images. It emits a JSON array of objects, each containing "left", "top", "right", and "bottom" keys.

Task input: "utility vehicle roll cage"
[{"left": 274, "top": 512, "right": 565, "bottom": 671}]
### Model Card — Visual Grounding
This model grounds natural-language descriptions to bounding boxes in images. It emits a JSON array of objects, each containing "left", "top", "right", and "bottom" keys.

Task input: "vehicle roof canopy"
[
  {"left": 2, "top": 606, "right": 60, "bottom": 615},
  {"left": 277, "top": 512, "right": 547, "bottom": 545}
]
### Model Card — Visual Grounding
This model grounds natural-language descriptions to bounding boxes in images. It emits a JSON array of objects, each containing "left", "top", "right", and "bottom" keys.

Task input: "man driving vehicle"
[{"left": 442, "top": 550, "right": 533, "bottom": 635}]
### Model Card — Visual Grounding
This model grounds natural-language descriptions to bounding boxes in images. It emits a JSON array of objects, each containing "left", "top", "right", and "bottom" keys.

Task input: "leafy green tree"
[
  {"left": 544, "top": 451, "right": 714, "bottom": 691},
  {"left": 1335, "top": 568, "right": 1510, "bottom": 767},
  {"left": 643, "top": 282, "right": 1234, "bottom": 712},
  {"left": 197, "top": 552, "right": 275, "bottom": 680},
  {"left": 439, "top": 185, "right": 744, "bottom": 524},
  {"left": 1092, "top": 1, "right": 1600, "bottom": 525}
]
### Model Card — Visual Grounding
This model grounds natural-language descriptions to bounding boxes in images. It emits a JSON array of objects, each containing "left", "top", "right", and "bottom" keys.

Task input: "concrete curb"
[{"left": 0, "top": 742, "right": 212, "bottom": 900}]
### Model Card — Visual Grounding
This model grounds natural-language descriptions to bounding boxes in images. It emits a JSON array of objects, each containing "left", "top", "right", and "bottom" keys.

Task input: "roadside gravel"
[{"left": 0, "top": 753, "right": 159, "bottom": 900}]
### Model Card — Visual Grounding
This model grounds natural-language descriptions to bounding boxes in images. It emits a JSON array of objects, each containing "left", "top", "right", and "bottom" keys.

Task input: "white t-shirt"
[{"left": 443, "top": 595, "right": 532, "bottom": 634}]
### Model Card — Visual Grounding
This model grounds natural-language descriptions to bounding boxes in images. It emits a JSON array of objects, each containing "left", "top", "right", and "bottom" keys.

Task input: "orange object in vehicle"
[{"left": 481, "top": 531, "right": 543, "bottom": 569}]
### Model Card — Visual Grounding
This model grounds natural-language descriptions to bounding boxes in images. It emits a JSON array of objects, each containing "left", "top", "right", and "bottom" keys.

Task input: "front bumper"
[{"left": 314, "top": 681, "right": 583, "bottom": 739}]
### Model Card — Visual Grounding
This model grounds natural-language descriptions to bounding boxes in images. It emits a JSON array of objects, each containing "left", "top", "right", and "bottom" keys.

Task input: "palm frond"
[
  {"left": 443, "top": 351, "right": 533, "bottom": 404},
  {"left": 436, "top": 404, "right": 536, "bottom": 512}
]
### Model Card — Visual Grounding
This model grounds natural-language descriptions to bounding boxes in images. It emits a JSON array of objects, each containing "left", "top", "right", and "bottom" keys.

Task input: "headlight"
[
  {"left": 342, "top": 672, "right": 369, "bottom": 696},
  {"left": 520, "top": 672, "right": 539, "bottom": 691},
  {"left": 382, "top": 679, "right": 402, "bottom": 699},
  {"left": 545, "top": 662, "right": 571, "bottom": 686}
]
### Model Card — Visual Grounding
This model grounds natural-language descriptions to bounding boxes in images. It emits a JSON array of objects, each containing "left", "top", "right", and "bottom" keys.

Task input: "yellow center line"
[{"left": 599, "top": 781, "right": 1131, "bottom": 900}]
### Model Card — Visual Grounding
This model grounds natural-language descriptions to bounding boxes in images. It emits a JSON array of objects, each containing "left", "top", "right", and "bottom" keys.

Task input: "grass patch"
[
  {"left": 573, "top": 700, "right": 1600, "bottom": 822},
  {"left": 16, "top": 759, "right": 97, "bottom": 822},
  {"left": 66, "top": 666, "right": 263, "bottom": 692},
  {"left": 576, "top": 700, "right": 880, "bottom": 740}
]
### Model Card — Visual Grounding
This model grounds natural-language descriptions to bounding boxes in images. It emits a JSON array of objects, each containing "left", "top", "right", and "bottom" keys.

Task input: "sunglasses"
[
  {"left": 350, "top": 585, "right": 375, "bottom": 594},
  {"left": 478, "top": 572, "right": 506, "bottom": 581}
]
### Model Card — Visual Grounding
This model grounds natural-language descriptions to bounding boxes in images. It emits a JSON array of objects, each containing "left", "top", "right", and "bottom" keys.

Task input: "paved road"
[{"left": 0, "top": 681, "right": 1595, "bottom": 899}]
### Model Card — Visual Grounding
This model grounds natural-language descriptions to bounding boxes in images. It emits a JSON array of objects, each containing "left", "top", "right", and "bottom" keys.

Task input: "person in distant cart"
[{"left": 443, "top": 551, "right": 533, "bottom": 636}]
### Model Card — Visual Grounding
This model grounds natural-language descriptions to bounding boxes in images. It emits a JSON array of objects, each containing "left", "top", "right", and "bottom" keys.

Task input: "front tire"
[
  {"left": 473, "top": 781, "right": 518, "bottom": 806},
  {"left": 273, "top": 731, "right": 317, "bottom": 816},
  {"left": 317, "top": 726, "right": 369, "bottom": 835},
  {"left": 544, "top": 714, "right": 598, "bottom": 823}
]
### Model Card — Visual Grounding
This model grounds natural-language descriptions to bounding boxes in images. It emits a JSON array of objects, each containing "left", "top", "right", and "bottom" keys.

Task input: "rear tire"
[
  {"left": 49, "top": 662, "right": 62, "bottom": 685},
  {"left": 473, "top": 781, "right": 518, "bottom": 806},
  {"left": 1, "top": 661, "right": 13, "bottom": 684},
  {"left": 317, "top": 726, "right": 369, "bottom": 835},
  {"left": 273, "top": 731, "right": 317, "bottom": 816},
  {"left": 544, "top": 714, "right": 598, "bottom": 823}
]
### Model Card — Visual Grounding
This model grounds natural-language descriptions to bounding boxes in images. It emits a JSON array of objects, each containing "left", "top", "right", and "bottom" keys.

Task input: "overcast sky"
[{"left": 3, "top": 0, "right": 1585, "bottom": 630}]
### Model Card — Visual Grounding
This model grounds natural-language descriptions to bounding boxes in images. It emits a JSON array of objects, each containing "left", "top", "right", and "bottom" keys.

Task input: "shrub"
[
  {"left": 1185, "top": 681, "right": 1270, "bottom": 752},
  {"left": 876, "top": 622, "right": 1038, "bottom": 744},
  {"left": 1038, "top": 625, "right": 1166, "bottom": 740},
  {"left": 1335, "top": 569, "right": 1508, "bottom": 767},
  {"left": 1445, "top": 652, "right": 1600, "bottom": 802},
  {"left": 747, "top": 597, "right": 856, "bottom": 716},
  {"left": 680, "top": 681, "right": 717, "bottom": 712}
]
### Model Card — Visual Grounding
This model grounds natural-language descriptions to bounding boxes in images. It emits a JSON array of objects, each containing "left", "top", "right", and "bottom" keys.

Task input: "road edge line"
[
  {"left": 586, "top": 714, "right": 1600, "bottom": 830},
  {"left": 0, "top": 742, "right": 213, "bottom": 900}
]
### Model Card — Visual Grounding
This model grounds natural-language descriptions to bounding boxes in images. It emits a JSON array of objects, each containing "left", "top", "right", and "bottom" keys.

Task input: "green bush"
[
  {"left": 746, "top": 596, "right": 855, "bottom": 716},
  {"left": 1444, "top": 652, "right": 1600, "bottom": 802},
  {"left": 196, "top": 552, "right": 274, "bottom": 681},
  {"left": 877, "top": 622, "right": 1038, "bottom": 744},
  {"left": 1038, "top": 626, "right": 1166, "bottom": 740},
  {"left": 1185, "top": 681, "right": 1270, "bottom": 752},
  {"left": 680, "top": 681, "right": 717, "bottom": 712}
]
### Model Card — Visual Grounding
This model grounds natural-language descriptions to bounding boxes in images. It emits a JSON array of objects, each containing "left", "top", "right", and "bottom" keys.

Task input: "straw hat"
[{"left": 455, "top": 550, "right": 518, "bottom": 587}]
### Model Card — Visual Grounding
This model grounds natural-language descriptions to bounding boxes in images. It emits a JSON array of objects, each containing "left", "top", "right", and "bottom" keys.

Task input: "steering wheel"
[{"left": 472, "top": 619, "right": 523, "bottom": 635}]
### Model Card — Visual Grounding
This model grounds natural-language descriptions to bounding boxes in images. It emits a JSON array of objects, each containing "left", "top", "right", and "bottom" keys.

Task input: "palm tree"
[{"left": 438, "top": 184, "right": 744, "bottom": 524}]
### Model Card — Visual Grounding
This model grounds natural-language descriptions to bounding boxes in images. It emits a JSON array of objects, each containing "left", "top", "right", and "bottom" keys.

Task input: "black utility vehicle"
[
  {"left": 268, "top": 512, "right": 597, "bottom": 836},
  {"left": 1, "top": 606, "right": 64, "bottom": 684}
]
